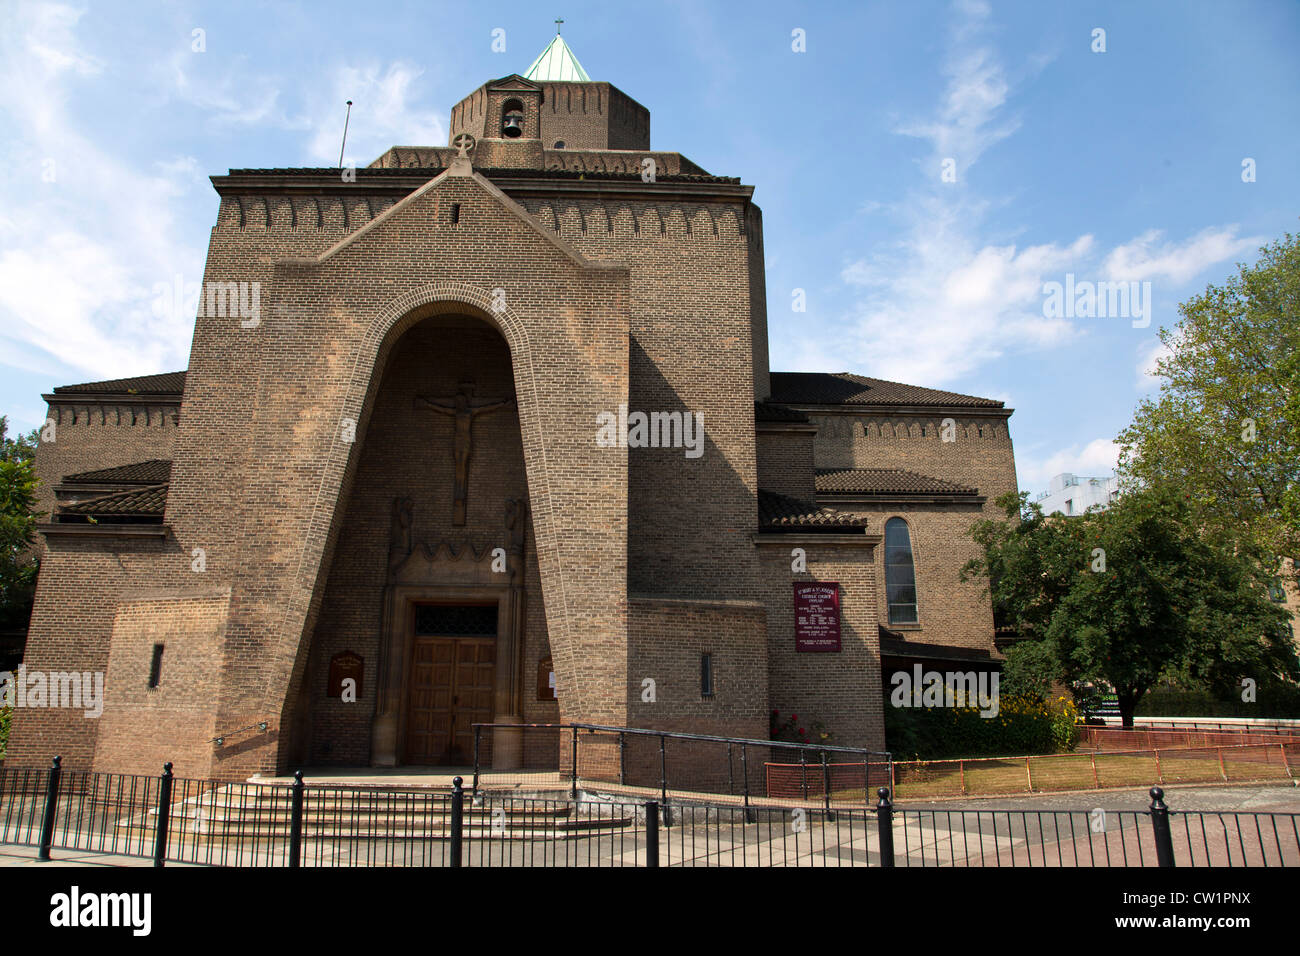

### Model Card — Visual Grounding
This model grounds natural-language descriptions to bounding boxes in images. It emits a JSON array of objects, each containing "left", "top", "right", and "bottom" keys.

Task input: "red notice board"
[{"left": 793, "top": 582, "right": 841, "bottom": 652}]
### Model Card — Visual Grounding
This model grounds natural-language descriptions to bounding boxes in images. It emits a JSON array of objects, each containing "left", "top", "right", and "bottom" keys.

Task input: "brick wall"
[
  {"left": 625, "top": 596, "right": 769, "bottom": 789},
  {"left": 756, "top": 429, "right": 816, "bottom": 499},
  {"left": 810, "top": 410, "right": 1019, "bottom": 514},
  {"left": 756, "top": 539, "right": 886, "bottom": 752},
  {"left": 91, "top": 590, "right": 228, "bottom": 778},
  {"left": 860, "top": 503, "right": 998, "bottom": 651},
  {"left": 32, "top": 403, "right": 178, "bottom": 531}
]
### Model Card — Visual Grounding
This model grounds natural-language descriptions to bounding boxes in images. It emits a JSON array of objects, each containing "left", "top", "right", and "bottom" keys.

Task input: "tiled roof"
[
  {"left": 754, "top": 401, "right": 810, "bottom": 424},
  {"left": 815, "top": 468, "right": 978, "bottom": 496},
  {"left": 63, "top": 460, "right": 172, "bottom": 485},
  {"left": 59, "top": 484, "right": 168, "bottom": 517},
  {"left": 758, "top": 490, "right": 869, "bottom": 531},
  {"left": 769, "top": 372, "right": 1002, "bottom": 408},
  {"left": 53, "top": 371, "right": 186, "bottom": 396},
  {"left": 231, "top": 166, "right": 446, "bottom": 176}
]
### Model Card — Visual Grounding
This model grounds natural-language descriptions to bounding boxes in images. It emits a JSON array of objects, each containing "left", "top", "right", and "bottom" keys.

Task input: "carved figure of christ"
[{"left": 414, "top": 385, "right": 514, "bottom": 525}]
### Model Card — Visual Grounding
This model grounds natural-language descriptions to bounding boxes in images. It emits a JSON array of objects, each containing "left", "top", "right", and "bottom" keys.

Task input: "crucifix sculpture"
[{"left": 414, "top": 382, "right": 514, "bottom": 525}]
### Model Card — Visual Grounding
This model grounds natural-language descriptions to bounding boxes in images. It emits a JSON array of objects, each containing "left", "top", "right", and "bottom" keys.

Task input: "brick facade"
[{"left": 10, "top": 59, "right": 1019, "bottom": 780}]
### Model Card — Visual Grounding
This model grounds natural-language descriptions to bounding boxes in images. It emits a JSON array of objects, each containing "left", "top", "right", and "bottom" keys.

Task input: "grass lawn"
[{"left": 883, "top": 749, "right": 1276, "bottom": 799}]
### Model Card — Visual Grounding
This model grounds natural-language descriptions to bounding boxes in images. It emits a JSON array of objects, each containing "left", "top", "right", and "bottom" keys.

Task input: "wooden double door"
[{"left": 406, "top": 632, "right": 496, "bottom": 766}]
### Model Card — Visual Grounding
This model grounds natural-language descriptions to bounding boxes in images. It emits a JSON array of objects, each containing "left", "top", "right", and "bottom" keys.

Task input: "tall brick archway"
[
  {"left": 339, "top": 283, "right": 573, "bottom": 654},
  {"left": 279, "top": 284, "right": 579, "bottom": 767}
]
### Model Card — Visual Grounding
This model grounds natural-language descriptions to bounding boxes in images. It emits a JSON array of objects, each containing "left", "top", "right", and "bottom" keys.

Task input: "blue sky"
[{"left": 1, "top": 0, "right": 1297, "bottom": 493}]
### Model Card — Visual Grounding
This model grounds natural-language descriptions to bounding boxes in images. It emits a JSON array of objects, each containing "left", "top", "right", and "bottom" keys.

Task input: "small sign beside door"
[
  {"left": 537, "top": 655, "right": 557, "bottom": 700},
  {"left": 328, "top": 651, "right": 364, "bottom": 698}
]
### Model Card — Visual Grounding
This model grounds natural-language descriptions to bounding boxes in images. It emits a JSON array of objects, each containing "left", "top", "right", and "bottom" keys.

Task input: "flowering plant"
[{"left": 770, "top": 709, "right": 832, "bottom": 748}]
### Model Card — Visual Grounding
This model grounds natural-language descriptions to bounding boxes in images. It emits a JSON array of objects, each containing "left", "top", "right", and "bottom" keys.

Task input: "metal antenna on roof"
[{"left": 338, "top": 100, "right": 353, "bottom": 168}]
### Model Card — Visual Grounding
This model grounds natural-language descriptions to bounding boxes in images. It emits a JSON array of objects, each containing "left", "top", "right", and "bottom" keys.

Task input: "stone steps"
[{"left": 108, "top": 784, "right": 634, "bottom": 842}]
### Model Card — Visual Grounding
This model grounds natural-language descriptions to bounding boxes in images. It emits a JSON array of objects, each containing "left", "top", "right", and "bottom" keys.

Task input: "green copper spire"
[{"left": 524, "top": 25, "right": 591, "bottom": 82}]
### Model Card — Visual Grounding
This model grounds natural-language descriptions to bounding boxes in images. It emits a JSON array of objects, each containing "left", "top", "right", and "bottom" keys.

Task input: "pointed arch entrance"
[{"left": 305, "top": 307, "right": 538, "bottom": 769}]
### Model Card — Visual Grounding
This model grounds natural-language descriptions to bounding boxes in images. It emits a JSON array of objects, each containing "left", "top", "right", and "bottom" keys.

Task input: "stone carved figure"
[
  {"left": 414, "top": 383, "right": 514, "bottom": 525},
  {"left": 505, "top": 497, "right": 528, "bottom": 555},
  {"left": 390, "top": 497, "right": 413, "bottom": 559}
]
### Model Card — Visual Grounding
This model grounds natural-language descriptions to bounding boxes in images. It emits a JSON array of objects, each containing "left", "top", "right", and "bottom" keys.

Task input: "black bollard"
[{"left": 37, "top": 756, "right": 62, "bottom": 862}]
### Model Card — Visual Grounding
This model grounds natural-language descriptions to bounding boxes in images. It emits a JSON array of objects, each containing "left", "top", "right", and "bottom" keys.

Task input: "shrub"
[
  {"left": 1136, "top": 683, "right": 1300, "bottom": 719},
  {"left": 1000, "top": 641, "right": 1060, "bottom": 700},
  {"left": 884, "top": 695, "right": 1080, "bottom": 761}
]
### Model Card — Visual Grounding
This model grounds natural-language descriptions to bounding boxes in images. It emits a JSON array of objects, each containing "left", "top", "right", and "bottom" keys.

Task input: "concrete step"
[
  {"left": 172, "top": 804, "right": 575, "bottom": 825},
  {"left": 186, "top": 789, "right": 570, "bottom": 812},
  {"left": 108, "top": 784, "right": 634, "bottom": 843},
  {"left": 113, "top": 816, "right": 634, "bottom": 842}
]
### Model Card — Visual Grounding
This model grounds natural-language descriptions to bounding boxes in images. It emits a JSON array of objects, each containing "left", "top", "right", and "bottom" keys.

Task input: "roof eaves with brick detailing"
[
  {"left": 769, "top": 372, "right": 1003, "bottom": 408},
  {"left": 225, "top": 166, "right": 738, "bottom": 185},
  {"left": 302, "top": 164, "right": 613, "bottom": 275},
  {"left": 815, "top": 468, "right": 978, "bottom": 496},
  {"left": 62, "top": 459, "right": 173, "bottom": 485},
  {"left": 758, "top": 490, "right": 870, "bottom": 531},
  {"left": 52, "top": 371, "right": 186, "bottom": 396}
]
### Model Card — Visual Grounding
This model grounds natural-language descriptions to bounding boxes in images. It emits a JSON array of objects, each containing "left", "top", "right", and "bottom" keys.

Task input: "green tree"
[
  {"left": 0, "top": 416, "right": 40, "bottom": 635},
  {"left": 965, "top": 488, "right": 1297, "bottom": 727},
  {"left": 962, "top": 491, "right": 1088, "bottom": 643},
  {"left": 1117, "top": 232, "right": 1300, "bottom": 576}
]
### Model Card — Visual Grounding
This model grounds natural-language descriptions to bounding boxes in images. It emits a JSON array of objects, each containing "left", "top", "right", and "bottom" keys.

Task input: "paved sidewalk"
[
  {"left": 0, "top": 844, "right": 200, "bottom": 867},
  {"left": 911, "top": 782, "right": 1300, "bottom": 813}
]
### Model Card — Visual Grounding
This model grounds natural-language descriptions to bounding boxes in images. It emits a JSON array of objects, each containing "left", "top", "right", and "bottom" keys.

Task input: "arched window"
[{"left": 885, "top": 518, "right": 918, "bottom": 624}]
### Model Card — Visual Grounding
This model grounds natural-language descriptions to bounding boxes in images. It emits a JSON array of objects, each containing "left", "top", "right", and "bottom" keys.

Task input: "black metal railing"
[
  {"left": 469, "top": 722, "right": 893, "bottom": 811},
  {"left": 4, "top": 758, "right": 1298, "bottom": 867}
]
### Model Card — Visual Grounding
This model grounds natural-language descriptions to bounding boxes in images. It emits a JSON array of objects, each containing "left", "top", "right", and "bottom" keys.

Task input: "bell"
[{"left": 502, "top": 112, "right": 524, "bottom": 138}]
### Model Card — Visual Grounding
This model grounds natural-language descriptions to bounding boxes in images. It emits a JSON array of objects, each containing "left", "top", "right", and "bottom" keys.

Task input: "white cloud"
[
  {"left": 896, "top": 43, "right": 1020, "bottom": 179},
  {"left": 823, "top": 1, "right": 1258, "bottom": 395},
  {"left": 1018, "top": 437, "right": 1120, "bottom": 492},
  {"left": 23, "top": 4, "right": 102, "bottom": 76},
  {"left": 1104, "top": 226, "right": 1262, "bottom": 285},
  {"left": 0, "top": 2, "right": 202, "bottom": 387},
  {"left": 837, "top": 192, "right": 1092, "bottom": 384},
  {"left": 307, "top": 62, "right": 449, "bottom": 166},
  {"left": 161, "top": 45, "right": 307, "bottom": 129},
  {"left": 822, "top": 2, "right": 1090, "bottom": 386},
  {"left": 153, "top": 155, "right": 207, "bottom": 192}
]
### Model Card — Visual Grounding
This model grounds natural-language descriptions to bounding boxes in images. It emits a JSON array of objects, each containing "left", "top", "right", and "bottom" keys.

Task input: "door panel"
[{"left": 406, "top": 635, "right": 495, "bottom": 764}]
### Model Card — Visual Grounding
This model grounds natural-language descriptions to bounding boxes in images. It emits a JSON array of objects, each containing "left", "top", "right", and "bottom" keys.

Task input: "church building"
[{"left": 10, "top": 34, "right": 1019, "bottom": 780}]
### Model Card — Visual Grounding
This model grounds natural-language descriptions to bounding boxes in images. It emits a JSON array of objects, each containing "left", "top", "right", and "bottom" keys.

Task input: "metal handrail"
[
  {"left": 470, "top": 720, "right": 892, "bottom": 810},
  {"left": 210, "top": 720, "right": 270, "bottom": 745},
  {"left": 470, "top": 721, "right": 891, "bottom": 759}
]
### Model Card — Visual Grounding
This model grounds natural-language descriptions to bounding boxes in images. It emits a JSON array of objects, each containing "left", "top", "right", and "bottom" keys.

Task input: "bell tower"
[{"left": 447, "top": 27, "right": 650, "bottom": 158}]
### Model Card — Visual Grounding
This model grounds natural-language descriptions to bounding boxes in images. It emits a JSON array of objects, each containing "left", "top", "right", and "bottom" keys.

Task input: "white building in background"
[{"left": 1035, "top": 472, "right": 1119, "bottom": 516}]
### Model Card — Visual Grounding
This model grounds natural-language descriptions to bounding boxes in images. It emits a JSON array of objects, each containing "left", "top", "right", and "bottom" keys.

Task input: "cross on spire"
[{"left": 555, "top": 17, "right": 564, "bottom": 34}]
